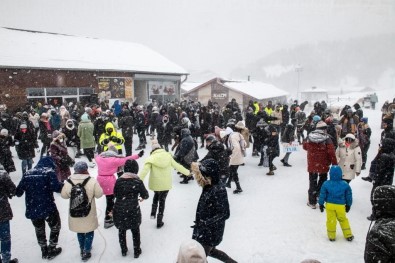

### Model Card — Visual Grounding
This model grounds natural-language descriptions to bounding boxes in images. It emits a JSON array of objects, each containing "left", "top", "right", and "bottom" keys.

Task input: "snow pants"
[
  {"left": 31, "top": 209, "right": 61, "bottom": 249},
  {"left": 325, "top": 203, "right": 353, "bottom": 240}
]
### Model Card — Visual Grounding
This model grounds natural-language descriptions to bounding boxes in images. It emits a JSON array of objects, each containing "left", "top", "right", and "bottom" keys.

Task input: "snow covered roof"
[
  {"left": 0, "top": 27, "right": 188, "bottom": 75},
  {"left": 223, "top": 80, "right": 288, "bottom": 99},
  {"left": 181, "top": 82, "right": 203, "bottom": 92},
  {"left": 184, "top": 78, "right": 288, "bottom": 100}
]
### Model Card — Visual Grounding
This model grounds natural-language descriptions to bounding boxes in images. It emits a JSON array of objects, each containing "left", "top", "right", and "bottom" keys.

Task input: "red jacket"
[{"left": 303, "top": 130, "right": 337, "bottom": 173}]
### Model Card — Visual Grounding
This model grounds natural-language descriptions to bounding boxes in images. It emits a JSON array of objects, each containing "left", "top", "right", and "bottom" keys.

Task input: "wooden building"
[
  {"left": 182, "top": 78, "right": 288, "bottom": 109},
  {"left": 0, "top": 27, "right": 188, "bottom": 112}
]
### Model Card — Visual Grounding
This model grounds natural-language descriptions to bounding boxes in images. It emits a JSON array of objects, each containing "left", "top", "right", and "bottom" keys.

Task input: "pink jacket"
[{"left": 95, "top": 153, "right": 139, "bottom": 195}]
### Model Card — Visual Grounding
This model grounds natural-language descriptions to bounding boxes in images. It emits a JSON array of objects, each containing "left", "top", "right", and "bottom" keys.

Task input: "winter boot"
[
  {"left": 362, "top": 176, "right": 372, "bottom": 182},
  {"left": 135, "top": 145, "right": 143, "bottom": 151},
  {"left": 329, "top": 238, "right": 336, "bottom": 242},
  {"left": 257, "top": 161, "right": 263, "bottom": 166},
  {"left": 121, "top": 248, "right": 128, "bottom": 257},
  {"left": 134, "top": 248, "right": 142, "bottom": 258},
  {"left": 151, "top": 204, "right": 158, "bottom": 219},
  {"left": 81, "top": 251, "right": 92, "bottom": 262},
  {"left": 283, "top": 162, "right": 292, "bottom": 167},
  {"left": 41, "top": 246, "right": 49, "bottom": 259},
  {"left": 361, "top": 163, "right": 366, "bottom": 170},
  {"left": 272, "top": 165, "right": 277, "bottom": 170},
  {"left": 233, "top": 182, "right": 243, "bottom": 194},
  {"left": 266, "top": 170, "right": 274, "bottom": 176},
  {"left": 104, "top": 217, "right": 114, "bottom": 229},
  {"left": 8, "top": 259, "right": 19, "bottom": 263},
  {"left": 180, "top": 175, "right": 189, "bottom": 184},
  {"left": 306, "top": 203, "right": 317, "bottom": 209},
  {"left": 47, "top": 246, "right": 62, "bottom": 260},
  {"left": 346, "top": 236, "right": 354, "bottom": 242},
  {"left": 157, "top": 214, "right": 164, "bottom": 228}
]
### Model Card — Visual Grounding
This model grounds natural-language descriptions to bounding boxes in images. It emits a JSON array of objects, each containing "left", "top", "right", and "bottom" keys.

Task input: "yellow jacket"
[{"left": 99, "top": 122, "right": 125, "bottom": 152}]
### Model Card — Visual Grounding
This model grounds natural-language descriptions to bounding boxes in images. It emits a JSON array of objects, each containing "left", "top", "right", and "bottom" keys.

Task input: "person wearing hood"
[
  {"left": 198, "top": 106, "right": 212, "bottom": 148},
  {"left": 95, "top": 144, "right": 143, "bottom": 229},
  {"left": 157, "top": 114, "right": 173, "bottom": 151},
  {"left": 139, "top": 140, "right": 190, "bottom": 228},
  {"left": 61, "top": 161, "right": 103, "bottom": 261},
  {"left": 118, "top": 109, "right": 135, "bottom": 156},
  {"left": 353, "top": 103, "right": 363, "bottom": 120},
  {"left": 190, "top": 159, "right": 237, "bottom": 263},
  {"left": 367, "top": 138, "right": 395, "bottom": 221},
  {"left": 29, "top": 109, "right": 40, "bottom": 139},
  {"left": 50, "top": 130, "right": 72, "bottom": 182},
  {"left": 16, "top": 156, "right": 63, "bottom": 260},
  {"left": 78, "top": 114, "right": 96, "bottom": 168},
  {"left": 134, "top": 105, "right": 147, "bottom": 150},
  {"left": 263, "top": 124, "right": 280, "bottom": 175},
  {"left": 303, "top": 121, "right": 337, "bottom": 209},
  {"left": 149, "top": 106, "right": 160, "bottom": 139},
  {"left": 295, "top": 107, "right": 307, "bottom": 143},
  {"left": 59, "top": 105, "right": 70, "bottom": 129},
  {"left": 318, "top": 165, "right": 354, "bottom": 242},
  {"left": 99, "top": 122, "right": 125, "bottom": 154},
  {"left": 62, "top": 119, "right": 82, "bottom": 160},
  {"left": 201, "top": 135, "right": 231, "bottom": 183},
  {"left": 113, "top": 159, "right": 149, "bottom": 258},
  {"left": 177, "top": 239, "right": 207, "bottom": 263},
  {"left": 112, "top": 100, "right": 122, "bottom": 117},
  {"left": 14, "top": 122, "right": 38, "bottom": 174},
  {"left": 364, "top": 185, "right": 395, "bottom": 262},
  {"left": 0, "top": 164, "right": 18, "bottom": 263},
  {"left": 336, "top": 133, "right": 362, "bottom": 183},
  {"left": 0, "top": 129, "right": 16, "bottom": 174},
  {"left": 39, "top": 112, "right": 53, "bottom": 157},
  {"left": 175, "top": 128, "right": 199, "bottom": 184},
  {"left": 381, "top": 117, "right": 395, "bottom": 141}
]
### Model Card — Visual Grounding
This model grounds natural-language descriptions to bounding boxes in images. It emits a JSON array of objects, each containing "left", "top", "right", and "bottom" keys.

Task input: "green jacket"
[
  {"left": 139, "top": 149, "right": 190, "bottom": 191},
  {"left": 77, "top": 119, "right": 96, "bottom": 149}
]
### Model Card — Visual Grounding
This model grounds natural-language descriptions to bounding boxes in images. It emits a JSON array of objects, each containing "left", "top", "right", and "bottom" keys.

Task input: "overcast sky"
[{"left": 1, "top": 0, "right": 394, "bottom": 76}]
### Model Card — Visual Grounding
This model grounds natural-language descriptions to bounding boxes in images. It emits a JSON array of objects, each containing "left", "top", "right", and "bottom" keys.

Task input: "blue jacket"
[
  {"left": 319, "top": 165, "right": 352, "bottom": 206},
  {"left": 16, "top": 156, "right": 63, "bottom": 219}
]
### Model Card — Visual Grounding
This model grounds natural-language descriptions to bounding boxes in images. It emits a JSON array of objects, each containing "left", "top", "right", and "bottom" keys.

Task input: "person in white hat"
[{"left": 336, "top": 133, "right": 362, "bottom": 183}]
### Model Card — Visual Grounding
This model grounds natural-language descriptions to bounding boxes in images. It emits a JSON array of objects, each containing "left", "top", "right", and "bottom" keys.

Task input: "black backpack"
[{"left": 67, "top": 177, "right": 91, "bottom": 218}]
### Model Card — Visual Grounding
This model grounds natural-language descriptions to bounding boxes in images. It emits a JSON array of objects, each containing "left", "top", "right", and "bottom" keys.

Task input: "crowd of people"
[{"left": 0, "top": 96, "right": 394, "bottom": 263}]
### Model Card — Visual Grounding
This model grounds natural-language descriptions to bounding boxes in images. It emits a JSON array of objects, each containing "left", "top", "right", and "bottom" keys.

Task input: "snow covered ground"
[{"left": 6, "top": 88, "right": 395, "bottom": 263}]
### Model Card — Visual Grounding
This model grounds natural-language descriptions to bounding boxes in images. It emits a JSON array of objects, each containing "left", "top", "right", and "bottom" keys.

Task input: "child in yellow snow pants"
[
  {"left": 319, "top": 165, "right": 354, "bottom": 241},
  {"left": 325, "top": 203, "right": 353, "bottom": 240}
]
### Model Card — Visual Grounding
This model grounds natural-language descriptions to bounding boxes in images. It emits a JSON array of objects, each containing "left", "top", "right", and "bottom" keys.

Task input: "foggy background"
[{"left": 1, "top": 0, "right": 395, "bottom": 94}]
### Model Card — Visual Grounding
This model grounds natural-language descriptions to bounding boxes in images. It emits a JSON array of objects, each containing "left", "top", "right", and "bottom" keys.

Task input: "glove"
[
  {"left": 103, "top": 138, "right": 110, "bottom": 145},
  {"left": 345, "top": 205, "right": 351, "bottom": 213},
  {"left": 138, "top": 150, "right": 144, "bottom": 157},
  {"left": 14, "top": 141, "right": 19, "bottom": 145},
  {"left": 319, "top": 205, "right": 325, "bottom": 213}
]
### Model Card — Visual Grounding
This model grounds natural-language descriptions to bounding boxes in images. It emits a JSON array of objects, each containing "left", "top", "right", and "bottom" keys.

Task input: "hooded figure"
[
  {"left": 16, "top": 156, "right": 63, "bottom": 260},
  {"left": 0, "top": 128, "right": 16, "bottom": 173},
  {"left": 336, "top": 133, "right": 362, "bottom": 182},
  {"left": 175, "top": 128, "right": 199, "bottom": 183},
  {"left": 113, "top": 159, "right": 149, "bottom": 258},
  {"left": 191, "top": 159, "right": 236, "bottom": 263},
  {"left": 99, "top": 122, "right": 125, "bottom": 154},
  {"left": 364, "top": 185, "right": 395, "bottom": 262},
  {"left": 318, "top": 165, "right": 353, "bottom": 241},
  {"left": 50, "top": 130, "right": 72, "bottom": 182},
  {"left": 177, "top": 240, "right": 207, "bottom": 263}
]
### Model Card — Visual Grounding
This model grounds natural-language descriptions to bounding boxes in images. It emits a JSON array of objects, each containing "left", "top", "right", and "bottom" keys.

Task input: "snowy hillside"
[{"left": 6, "top": 89, "right": 395, "bottom": 263}]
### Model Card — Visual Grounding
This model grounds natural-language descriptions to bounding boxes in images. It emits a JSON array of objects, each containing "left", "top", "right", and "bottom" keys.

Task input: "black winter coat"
[
  {"left": 113, "top": 173, "right": 149, "bottom": 230},
  {"left": 14, "top": 129, "right": 36, "bottom": 160},
  {"left": 0, "top": 135, "right": 16, "bottom": 173},
  {"left": 0, "top": 166, "right": 16, "bottom": 222},
  {"left": 62, "top": 125, "right": 80, "bottom": 147},
  {"left": 39, "top": 120, "right": 53, "bottom": 144},
  {"left": 364, "top": 186, "right": 395, "bottom": 263},
  {"left": 157, "top": 122, "right": 173, "bottom": 146},
  {"left": 175, "top": 133, "right": 199, "bottom": 166},
  {"left": 372, "top": 152, "right": 395, "bottom": 186},
  {"left": 265, "top": 125, "right": 280, "bottom": 157},
  {"left": 201, "top": 141, "right": 231, "bottom": 178},
  {"left": 119, "top": 115, "right": 135, "bottom": 138},
  {"left": 192, "top": 183, "right": 230, "bottom": 247},
  {"left": 281, "top": 124, "right": 295, "bottom": 143}
]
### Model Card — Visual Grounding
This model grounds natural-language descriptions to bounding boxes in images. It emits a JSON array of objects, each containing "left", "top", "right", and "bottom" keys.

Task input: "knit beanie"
[
  {"left": 177, "top": 240, "right": 207, "bottom": 263},
  {"left": 74, "top": 161, "right": 88, "bottom": 174},
  {"left": 124, "top": 159, "right": 139, "bottom": 174}
]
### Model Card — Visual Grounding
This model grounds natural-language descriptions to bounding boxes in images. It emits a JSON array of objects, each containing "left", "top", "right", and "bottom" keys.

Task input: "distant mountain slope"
[{"left": 231, "top": 34, "right": 395, "bottom": 93}]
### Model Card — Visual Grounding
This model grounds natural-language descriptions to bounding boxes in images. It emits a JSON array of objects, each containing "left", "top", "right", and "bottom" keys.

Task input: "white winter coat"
[
  {"left": 228, "top": 132, "right": 246, "bottom": 166},
  {"left": 336, "top": 139, "right": 362, "bottom": 180},
  {"left": 61, "top": 173, "right": 103, "bottom": 233}
]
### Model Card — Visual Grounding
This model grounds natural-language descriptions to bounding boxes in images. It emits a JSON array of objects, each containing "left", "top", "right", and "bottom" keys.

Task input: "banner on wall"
[
  {"left": 211, "top": 83, "right": 228, "bottom": 106},
  {"left": 98, "top": 77, "right": 128, "bottom": 100},
  {"left": 148, "top": 81, "right": 177, "bottom": 103}
]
